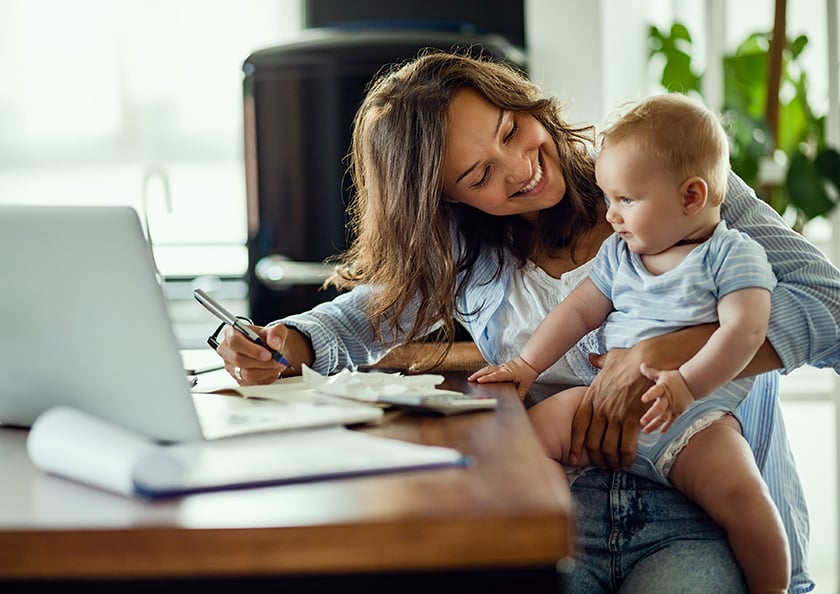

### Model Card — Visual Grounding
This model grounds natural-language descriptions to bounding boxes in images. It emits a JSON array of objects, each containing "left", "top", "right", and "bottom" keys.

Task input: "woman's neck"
[{"left": 534, "top": 207, "right": 613, "bottom": 279}]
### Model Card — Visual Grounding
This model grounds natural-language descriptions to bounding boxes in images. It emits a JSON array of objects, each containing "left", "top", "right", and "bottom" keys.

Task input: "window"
[{"left": 0, "top": 0, "right": 304, "bottom": 278}]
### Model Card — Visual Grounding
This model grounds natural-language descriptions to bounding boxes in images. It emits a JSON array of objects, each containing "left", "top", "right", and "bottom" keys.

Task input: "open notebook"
[{"left": 0, "top": 205, "right": 381, "bottom": 442}]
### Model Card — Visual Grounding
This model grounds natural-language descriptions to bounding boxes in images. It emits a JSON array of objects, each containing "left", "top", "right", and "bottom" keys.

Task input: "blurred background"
[{"left": 0, "top": 0, "right": 837, "bottom": 590}]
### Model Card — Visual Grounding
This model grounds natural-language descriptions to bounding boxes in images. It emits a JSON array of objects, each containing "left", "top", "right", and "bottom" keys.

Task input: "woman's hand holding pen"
[{"left": 216, "top": 323, "right": 313, "bottom": 385}]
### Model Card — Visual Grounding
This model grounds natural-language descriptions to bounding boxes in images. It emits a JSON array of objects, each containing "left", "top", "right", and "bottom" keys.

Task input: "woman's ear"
[{"left": 680, "top": 177, "right": 708, "bottom": 215}]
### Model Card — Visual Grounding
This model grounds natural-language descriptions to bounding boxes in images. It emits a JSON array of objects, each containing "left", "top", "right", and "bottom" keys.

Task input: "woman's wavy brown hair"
[{"left": 327, "top": 50, "right": 602, "bottom": 367}]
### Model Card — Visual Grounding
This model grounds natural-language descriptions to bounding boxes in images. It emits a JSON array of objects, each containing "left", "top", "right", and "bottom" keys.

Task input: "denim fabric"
[
  {"left": 530, "top": 373, "right": 813, "bottom": 592},
  {"left": 566, "top": 469, "right": 748, "bottom": 593}
]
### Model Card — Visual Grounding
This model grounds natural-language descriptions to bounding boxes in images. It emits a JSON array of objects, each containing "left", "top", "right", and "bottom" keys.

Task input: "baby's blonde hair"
[{"left": 600, "top": 94, "right": 730, "bottom": 205}]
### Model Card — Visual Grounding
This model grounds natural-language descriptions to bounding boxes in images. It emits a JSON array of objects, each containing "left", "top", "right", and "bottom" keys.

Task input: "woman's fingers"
[
  {"left": 639, "top": 383, "right": 663, "bottom": 404},
  {"left": 217, "top": 326, "right": 283, "bottom": 385}
]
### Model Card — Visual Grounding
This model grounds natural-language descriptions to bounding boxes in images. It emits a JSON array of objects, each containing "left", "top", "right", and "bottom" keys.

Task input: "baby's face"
[{"left": 595, "top": 140, "right": 688, "bottom": 255}]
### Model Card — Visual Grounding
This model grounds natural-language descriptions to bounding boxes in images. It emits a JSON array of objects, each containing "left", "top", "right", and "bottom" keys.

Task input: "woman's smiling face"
[{"left": 442, "top": 88, "right": 567, "bottom": 220}]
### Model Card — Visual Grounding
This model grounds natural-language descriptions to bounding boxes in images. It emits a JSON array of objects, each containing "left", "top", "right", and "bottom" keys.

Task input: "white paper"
[
  {"left": 193, "top": 365, "right": 464, "bottom": 406},
  {"left": 302, "top": 365, "right": 464, "bottom": 402},
  {"left": 27, "top": 406, "right": 157, "bottom": 496},
  {"left": 132, "top": 425, "right": 468, "bottom": 497},
  {"left": 192, "top": 374, "right": 316, "bottom": 400},
  {"left": 190, "top": 390, "right": 383, "bottom": 440}
]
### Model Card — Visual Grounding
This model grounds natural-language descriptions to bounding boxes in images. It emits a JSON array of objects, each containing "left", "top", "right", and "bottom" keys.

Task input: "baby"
[{"left": 471, "top": 93, "right": 790, "bottom": 593}]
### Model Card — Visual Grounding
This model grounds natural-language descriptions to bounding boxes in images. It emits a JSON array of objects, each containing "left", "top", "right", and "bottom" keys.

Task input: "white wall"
[
  {"left": 526, "top": 0, "right": 665, "bottom": 127},
  {"left": 526, "top": 0, "right": 832, "bottom": 125}
]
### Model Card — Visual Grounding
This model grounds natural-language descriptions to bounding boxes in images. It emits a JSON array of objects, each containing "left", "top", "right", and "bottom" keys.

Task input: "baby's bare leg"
[
  {"left": 668, "top": 415, "right": 790, "bottom": 594},
  {"left": 527, "top": 387, "right": 590, "bottom": 466}
]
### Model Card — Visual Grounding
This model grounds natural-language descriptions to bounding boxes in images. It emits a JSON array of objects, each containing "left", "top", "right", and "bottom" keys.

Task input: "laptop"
[{"left": 0, "top": 205, "right": 380, "bottom": 442}]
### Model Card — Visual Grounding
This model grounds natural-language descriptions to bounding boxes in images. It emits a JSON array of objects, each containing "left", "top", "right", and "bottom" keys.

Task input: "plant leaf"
[
  {"left": 786, "top": 150, "right": 835, "bottom": 219},
  {"left": 648, "top": 22, "right": 701, "bottom": 93},
  {"left": 724, "top": 52, "right": 767, "bottom": 117},
  {"left": 734, "top": 32, "right": 771, "bottom": 56},
  {"left": 789, "top": 34, "right": 808, "bottom": 59},
  {"left": 648, "top": 24, "right": 665, "bottom": 57},
  {"left": 662, "top": 51, "right": 700, "bottom": 93},
  {"left": 815, "top": 149, "right": 840, "bottom": 195},
  {"left": 670, "top": 22, "right": 693, "bottom": 42}
]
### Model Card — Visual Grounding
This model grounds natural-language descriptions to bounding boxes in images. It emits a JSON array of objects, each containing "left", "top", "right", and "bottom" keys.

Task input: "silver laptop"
[{"left": 0, "top": 205, "right": 379, "bottom": 442}]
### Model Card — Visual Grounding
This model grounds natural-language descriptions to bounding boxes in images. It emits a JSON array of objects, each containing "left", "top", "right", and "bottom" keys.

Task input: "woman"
[{"left": 216, "top": 51, "right": 839, "bottom": 592}]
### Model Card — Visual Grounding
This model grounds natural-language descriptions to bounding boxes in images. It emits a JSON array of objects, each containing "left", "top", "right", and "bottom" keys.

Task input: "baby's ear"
[{"left": 680, "top": 177, "right": 708, "bottom": 215}]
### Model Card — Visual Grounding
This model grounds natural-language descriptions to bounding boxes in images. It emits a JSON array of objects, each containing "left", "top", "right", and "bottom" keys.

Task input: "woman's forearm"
[
  {"left": 638, "top": 323, "right": 782, "bottom": 377},
  {"left": 740, "top": 339, "right": 783, "bottom": 376},
  {"left": 724, "top": 173, "right": 840, "bottom": 373}
]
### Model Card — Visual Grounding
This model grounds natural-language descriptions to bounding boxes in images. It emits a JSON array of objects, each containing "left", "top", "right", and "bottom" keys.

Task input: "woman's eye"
[
  {"left": 504, "top": 120, "right": 519, "bottom": 143},
  {"left": 472, "top": 167, "right": 490, "bottom": 188}
]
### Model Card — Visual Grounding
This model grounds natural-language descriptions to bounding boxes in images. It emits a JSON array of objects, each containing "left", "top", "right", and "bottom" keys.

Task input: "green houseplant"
[{"left": 648, "top": 22, "right": 840, "bottom": 232}]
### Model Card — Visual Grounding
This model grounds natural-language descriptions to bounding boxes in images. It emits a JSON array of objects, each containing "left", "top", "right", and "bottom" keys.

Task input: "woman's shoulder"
[{"left": 721, "top": 171, "right": 787, "bottom": 228}]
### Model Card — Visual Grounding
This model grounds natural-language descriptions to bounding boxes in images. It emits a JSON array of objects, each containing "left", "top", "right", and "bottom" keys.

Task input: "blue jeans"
[{"left": 566, "top": 468, "right": 748, "bottom": 593}]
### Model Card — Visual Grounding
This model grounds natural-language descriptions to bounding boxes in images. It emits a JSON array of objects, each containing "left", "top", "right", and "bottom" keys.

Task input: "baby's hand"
[
  {"left": 638, "top": 363, "right": 695, "bottom": 433},
  {"left": 468, "top": 357, "right": 539, "bottom": 400}
]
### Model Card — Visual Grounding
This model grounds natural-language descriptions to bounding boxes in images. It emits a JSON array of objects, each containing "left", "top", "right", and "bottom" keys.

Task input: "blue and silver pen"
[{"left": 193, "top": 288, "right": 291, "bottom": 366}]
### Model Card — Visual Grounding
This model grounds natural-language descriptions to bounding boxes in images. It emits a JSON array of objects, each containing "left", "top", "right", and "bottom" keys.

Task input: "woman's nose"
[{"left": 506, "top": 152, "right": 533, "bottom": 186}]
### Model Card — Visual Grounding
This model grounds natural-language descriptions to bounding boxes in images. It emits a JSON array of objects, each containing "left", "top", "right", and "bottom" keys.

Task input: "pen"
[{"left": 193, "top": 288, "right": 291, "bottom": 366}]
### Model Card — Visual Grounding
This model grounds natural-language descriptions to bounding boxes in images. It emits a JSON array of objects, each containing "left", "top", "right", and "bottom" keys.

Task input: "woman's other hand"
[
  {"left": 568, "top": 324, "right": 717, "bottom": 470},
  {"left": 568, "top": 347, "right": 652, "bottom": 470}
]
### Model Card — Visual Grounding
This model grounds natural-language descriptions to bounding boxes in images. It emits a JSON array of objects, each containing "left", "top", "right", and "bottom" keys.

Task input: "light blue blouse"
[{"left": 281, "top": 172, "right": 839, "bottom": 592}]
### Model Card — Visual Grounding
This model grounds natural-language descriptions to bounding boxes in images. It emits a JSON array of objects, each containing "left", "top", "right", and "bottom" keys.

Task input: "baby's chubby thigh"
[{"left": 527, "top": 386, "right": 589, "bottom": 465}]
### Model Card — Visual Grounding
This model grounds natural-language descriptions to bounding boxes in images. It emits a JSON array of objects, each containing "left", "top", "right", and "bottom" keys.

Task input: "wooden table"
[{"left": 0, "top": 373, "right": 573, "bottom": 593}]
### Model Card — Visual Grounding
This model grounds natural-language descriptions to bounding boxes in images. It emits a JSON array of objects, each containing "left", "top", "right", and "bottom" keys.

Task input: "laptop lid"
[{"left": 0, "top": 205, "right": 205, "bottom": 442}]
